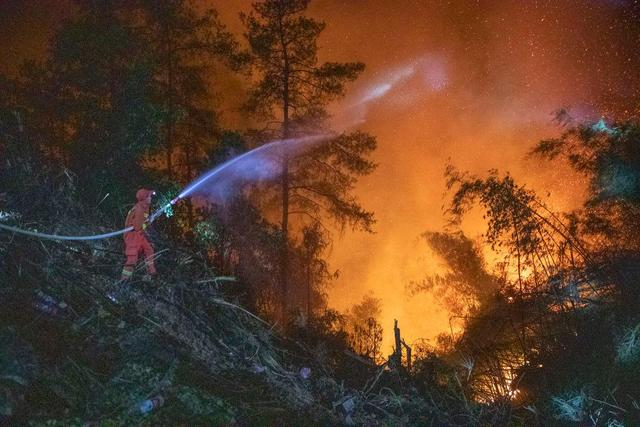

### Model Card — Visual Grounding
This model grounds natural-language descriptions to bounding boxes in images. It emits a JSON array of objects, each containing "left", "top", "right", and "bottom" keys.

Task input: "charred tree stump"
[{"left": 390, "top": 319, "right": 412, "bottom": 373}]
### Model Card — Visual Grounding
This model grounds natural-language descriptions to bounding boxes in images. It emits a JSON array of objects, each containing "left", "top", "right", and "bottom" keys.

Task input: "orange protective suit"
[{"left": 120, "top": 189, "right": 156, "bottom": 280}]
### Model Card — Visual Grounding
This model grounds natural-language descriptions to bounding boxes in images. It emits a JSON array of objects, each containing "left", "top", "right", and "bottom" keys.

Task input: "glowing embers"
[{"left": 461, "top": 352, "right": 526, "bottom": 404}]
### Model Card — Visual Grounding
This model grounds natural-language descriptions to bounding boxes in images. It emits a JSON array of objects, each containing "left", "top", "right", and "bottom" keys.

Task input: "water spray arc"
[
  {"left": 0, "top": 134, "right": 330, "bottom": 242},
  {"left": 148, "top": 133, "right": 328, "bottom": 222}
]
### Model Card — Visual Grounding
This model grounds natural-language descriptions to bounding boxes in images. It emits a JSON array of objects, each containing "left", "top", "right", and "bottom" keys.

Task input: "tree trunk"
[
  {"left": 394, "top": 319, "right": 402, "bottom": 367},
  {"left": 164, "top": 20, "right": 174, "bottom": 179},
  {"left": 280, "top": 132, "right": 289, "bottom": 324},
  {"left": 306, "top": 256, "right": 311, "bottom": 328},
  {"left": 402, "top": 339, "right": 412, "bottom": 372},
  {"left": 279, "top": 13, "right": 290, "bottom": 326},
  {"left": 185, "top": 143, "right": 195, "bottom": 228}
]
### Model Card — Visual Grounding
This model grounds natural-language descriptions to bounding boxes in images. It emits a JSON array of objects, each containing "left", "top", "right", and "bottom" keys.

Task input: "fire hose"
[{"left": 0, "top": 196, "right": 181, "bottom": 241}]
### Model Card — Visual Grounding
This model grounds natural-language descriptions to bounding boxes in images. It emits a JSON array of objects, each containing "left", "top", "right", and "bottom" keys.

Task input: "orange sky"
[
  {"left": 3, "top": 0, "right": 639, "bottom": 352},
  {"left": 213, "top": 0, "right": 640, "bottom": 351}
]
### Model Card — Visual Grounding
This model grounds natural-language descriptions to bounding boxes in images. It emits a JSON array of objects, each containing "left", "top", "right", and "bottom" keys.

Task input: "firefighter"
[{"left": 120, "top": 188, "right": 157, "bottom": 282}]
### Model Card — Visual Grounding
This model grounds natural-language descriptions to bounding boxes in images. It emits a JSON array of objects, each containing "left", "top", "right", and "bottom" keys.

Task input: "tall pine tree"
[
  {"left": 242, "top": 0, "right": 377, "bottom": 321},
  {"left": 141, "top": 1, "right": 245, "bottom": 210}
]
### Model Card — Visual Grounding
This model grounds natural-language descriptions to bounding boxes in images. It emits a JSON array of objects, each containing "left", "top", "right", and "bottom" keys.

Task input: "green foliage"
[
  {"left": 174, "top": 386, "right": 236, "bottom": 424},
  {"left": 208, "top": 130, "right": 247, "bottom": 164},
  {"left": 98, "top": 362, "right": 171, "bottom": 415},
  {"left": 293, "top": 131, "right": 378, "bottom": 232},
  {"left": 0, "top": 330, "right": 36, "bottom": 419},
  {"left": 531, "top": 116, "right": 640, "bottom": 249},
  {"left": 194, "top": 221, "right": 220, "bottom": 246},
  {"left": 14, "top": 3, "right": 167, "bottom": 219},
  {"left": 616, "top": 323, "right": 640, "bottom": 364},
  {"left": 153, "top": 189, "right": 178, "bottom": 219},
  {"left": 551, "top": 389, "right": 587, "bottom": 422},
  {"left": 532, "top": 115, "right": 640, "bottom": 205},
  {"left": 242, "top": 0, "right": 364, "bottom": 121},
  {"left": 140, "top": 0, "right": 245, "bottom": 185}
]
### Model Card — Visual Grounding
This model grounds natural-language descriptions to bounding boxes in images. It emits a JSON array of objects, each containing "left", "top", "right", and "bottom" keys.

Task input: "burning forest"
[{"left": 1, "top": 0, "right": 640, "bottom": 425}]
